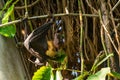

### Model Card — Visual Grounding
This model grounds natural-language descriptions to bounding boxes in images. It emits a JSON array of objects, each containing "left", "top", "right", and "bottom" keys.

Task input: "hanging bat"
[
  {"left": 24, "top": 19, "right": 55, "bottom": 64},
  {"left": 24, "top": 18, "right": 65, "bottom": 66}
]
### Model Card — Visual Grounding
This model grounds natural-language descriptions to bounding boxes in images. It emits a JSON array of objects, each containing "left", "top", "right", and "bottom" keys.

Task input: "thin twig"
[
  {"left": 86, "top": 0, "right": 98, "bottom": 13},
  {"left": 110, "top": 0, "right": 120, "bottom": 13},
  {"left": 15, "top": 0, "right": 40, "bottom": 9},
  {"left": 100, "top": 23, "right": 108, "bottom": 56},
  {"left": 29, "top": 13, "right": 99, "bottom": 19},
  {"left": 53, "top": 68, "right": 81, "bottom": 73},
  {"left": 99, "top": 10, "right": 119, "bottom": 57},
  {"left": 24, "top": 0, "right": 33, "bottom": 31},
  {"left": 108, "top": 1, "right": 120, "bottom": 54},
  {"left": 0, "top": 19, "right": 22, "bottom": 27},
  {"left": 0, "top": 13, "right": 99, "bottom": 27},
  {"left": 24, "top": 0, "right": 28, "bottom": 12}
]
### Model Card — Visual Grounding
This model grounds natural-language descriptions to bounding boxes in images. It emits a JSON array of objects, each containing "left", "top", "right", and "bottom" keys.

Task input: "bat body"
[{"left": 24, "top": 20, "right": 54, "bottom": 63}]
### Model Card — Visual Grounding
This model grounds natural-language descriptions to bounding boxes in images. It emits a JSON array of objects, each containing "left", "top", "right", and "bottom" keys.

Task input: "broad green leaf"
[
  {"left": 56, "top": 70, "right": 63, "bottom": 80},
  {"left": 87, "top": 67, "right": 110, "bottom": 80},
  {"left": 32, "top": 66, "right": 52, "bottom": 80},
  {"left": 0, "top": 25, "right": 16, "bottom": 37}
]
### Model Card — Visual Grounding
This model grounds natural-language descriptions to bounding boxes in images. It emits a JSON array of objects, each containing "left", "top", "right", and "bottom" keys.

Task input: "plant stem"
[
  {"left": 24, "top": 0, "right": 33, "bottom": 31},
  {"left": 78, "top": 0, "right": 84, "bottom": 75}
]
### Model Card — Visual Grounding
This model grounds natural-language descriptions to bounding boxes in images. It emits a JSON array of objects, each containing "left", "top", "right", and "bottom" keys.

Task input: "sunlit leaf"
[
  {"left": 56, "top": 70, "right": 63, "bottom": 80},
  {"left": 32, "top": 66, "right": 52, "bottom": 80},
  {"left": 2, "top": 5, "right": 14, "bottom": 23},
  {"left": 0, "top": 0, "right": 13, "bottom": 17},
  {"left": 0, "top": 3, "right": 16, "bottom": 37},
  {"left": 87, "top": 67, "right": 110, "bottom": 80},
  {"left": 2, "top": 0, "right": 13, "bottom": 10},
  {"left": 0, "top": 25, "right": 16, "bottom": 37},
  {"left": 50, "top": 71, "right": 54, "bottom": 80}
]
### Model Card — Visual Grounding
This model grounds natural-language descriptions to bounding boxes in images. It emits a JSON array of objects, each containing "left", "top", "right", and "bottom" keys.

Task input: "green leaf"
[
  {"left": 87, "top": 67, "right": 110, "bottom": 80},
  {"left": 50, "top": 71, "right": 54, "bottom": 80},
  {"left": 2, "top": 5, "right": 14, "bottom": 24},
  {"left": 0, "top": 11, "right": 3, "bottom": 18},
  {"left": 0, "top": 4, "right": 16, "bottom": 37},
  {"left": 32, "top": 66, "right": 52, "bottom": 80},
  {"left": 110, "top": 71, "right": 120, "bottom": 79},
  {"left": 0, "top": 0, "right": 13, "bottom": 17},
  {"left": 56, "top": 70, "right": 63, "bottom": 80},
  {"left": 2, "top": 0, "right": 13, "bottom": 10},
  {"left": 0, "top": 25, "right": 16, "bottom": 37},
  {"left": 54, "top": 49, "right": 66, "bottom": 62}
]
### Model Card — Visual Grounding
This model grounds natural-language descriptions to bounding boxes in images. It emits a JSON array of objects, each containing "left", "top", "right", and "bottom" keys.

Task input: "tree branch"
[{"left": 0, "top": 13, "right": 99, "bottom": 27}]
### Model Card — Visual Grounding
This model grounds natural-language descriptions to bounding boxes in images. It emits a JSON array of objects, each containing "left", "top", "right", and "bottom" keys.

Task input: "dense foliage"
[{"left": 0, "top": 0, "right": 120, "bottom": 80}]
